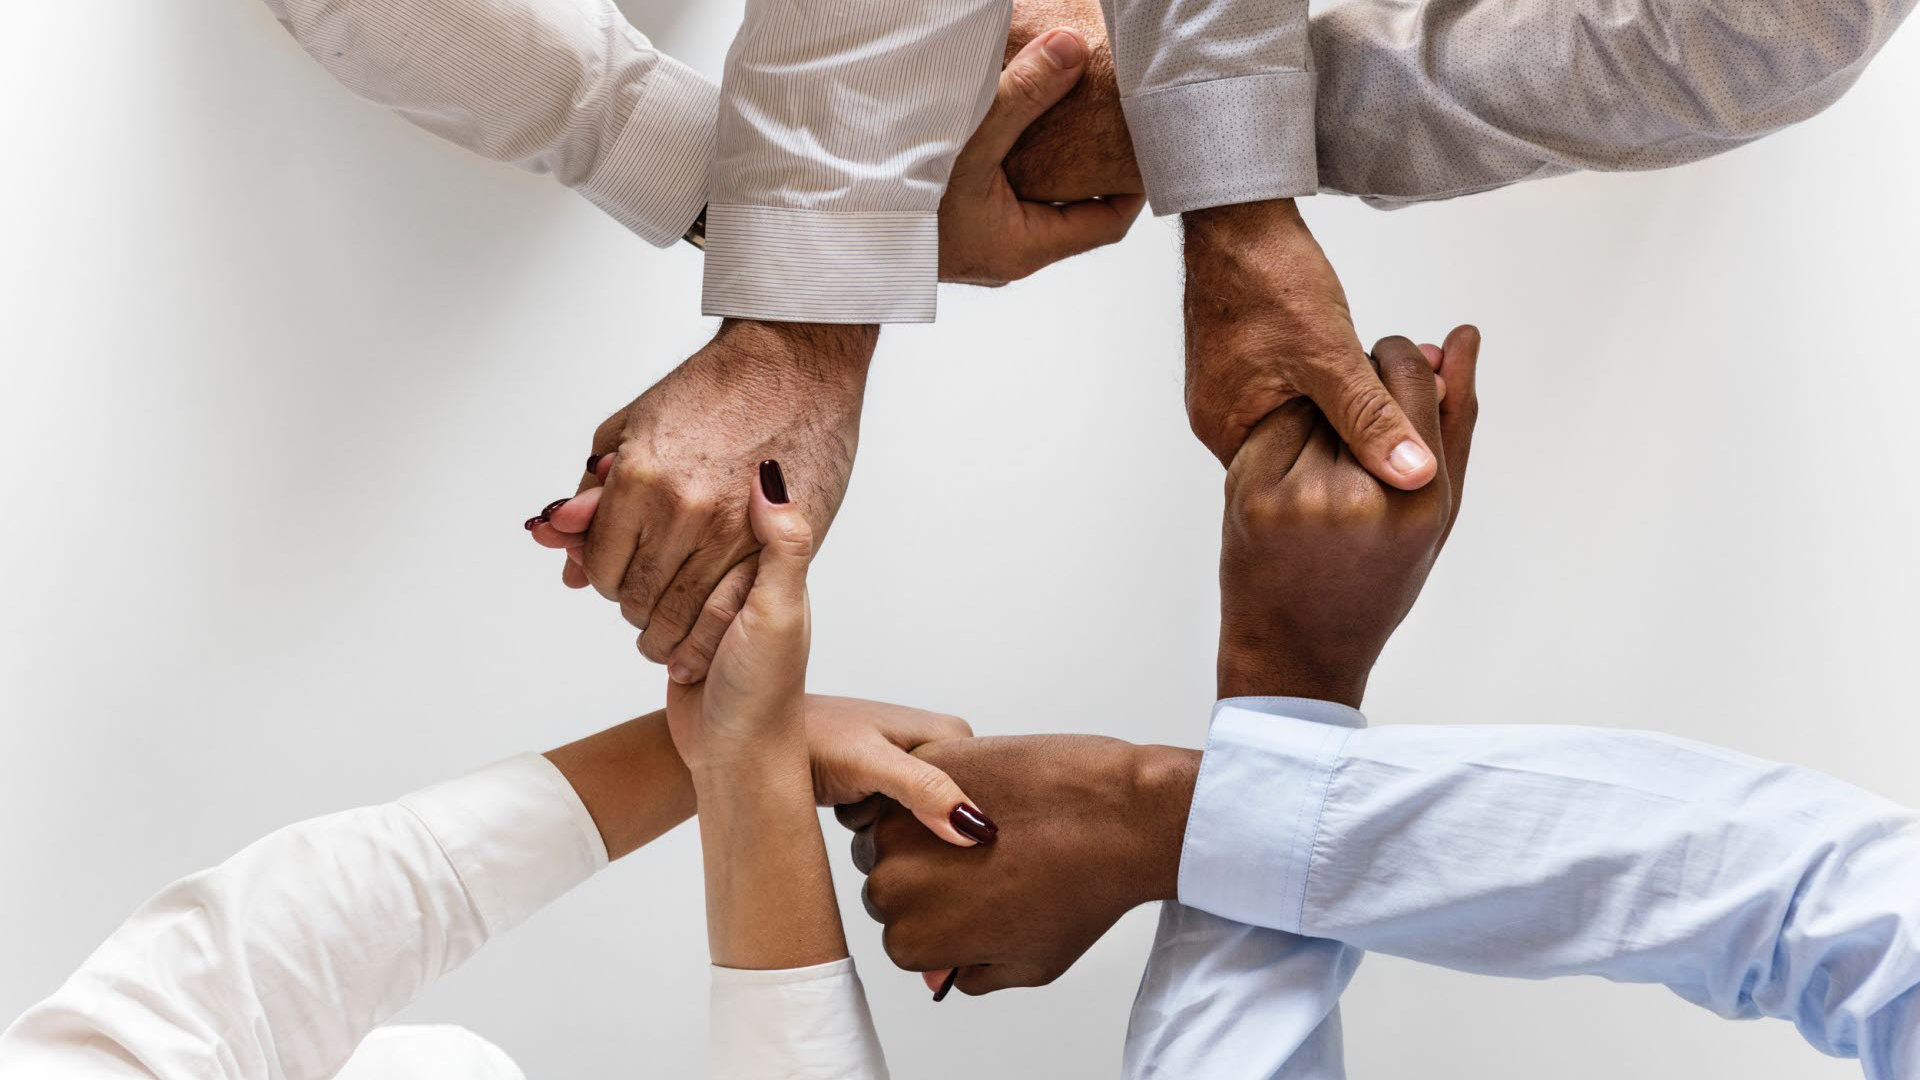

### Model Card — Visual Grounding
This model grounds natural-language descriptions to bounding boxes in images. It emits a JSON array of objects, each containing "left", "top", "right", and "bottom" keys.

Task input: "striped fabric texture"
[
  {"left": 267, "top": 0, "right": 1916, "bottom": 300},
  {"left": 702, "top": 0, "right": 1010, "bottom": 323}
]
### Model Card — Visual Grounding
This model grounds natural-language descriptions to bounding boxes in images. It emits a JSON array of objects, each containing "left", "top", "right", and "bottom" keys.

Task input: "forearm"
[
  {"left": 543, "top": 709, "right": 694, "bottom": 860},
  {"left": 709, "top": 320, "right": 879, "bottom": 394},
  {"left": 694, "top": 734, "right": 848, "bottom": 970},
  {"left": 1180, "top": 703, "right": 1920, "bottom": 1071}
]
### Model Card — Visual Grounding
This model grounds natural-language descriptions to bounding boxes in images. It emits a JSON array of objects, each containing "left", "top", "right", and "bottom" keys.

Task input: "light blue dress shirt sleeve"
[
  {"left": 1125, "top": 698, "right": 1369, "bottom": 1080},
  {"left": 1180, "top": 699, "right": 1920, "bottom": 1080}
]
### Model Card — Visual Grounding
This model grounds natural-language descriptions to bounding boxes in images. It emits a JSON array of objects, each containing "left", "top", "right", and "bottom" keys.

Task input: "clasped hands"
[
  {"left": 651, "top": 324, "right": 1481, "bottom": 1000},
  {"left": 527, "top": 0, "right": 1446, "bottom": 684}
]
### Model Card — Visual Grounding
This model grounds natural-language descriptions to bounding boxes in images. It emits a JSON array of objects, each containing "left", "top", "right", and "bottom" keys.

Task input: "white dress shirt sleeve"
[
  {"left": 699, "top": 0, "right": 1010, "bottom": 324},
  {"left": 709, "top": 959, "right": 889, "bottom": 1079},
  {"left": 261, "top": 0, "right": 717, "bottom": 248},
  {"left": 0, "top": 754, "right": 607, "bottom": 1080},
  {"left": 1310, "top": 0, "right": 1916, "bottom": 208},
  {"left": 1100, "top": 0, "right": 1317, "bottom": 215},
  {"left": 1181, "top": 699, "right": 1920, "bottom": 1079}
]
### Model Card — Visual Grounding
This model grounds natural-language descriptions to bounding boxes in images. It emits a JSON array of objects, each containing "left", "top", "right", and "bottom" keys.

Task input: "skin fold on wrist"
[{"left": 1127, "top": 743, "right": 1203, "bottom": 906}]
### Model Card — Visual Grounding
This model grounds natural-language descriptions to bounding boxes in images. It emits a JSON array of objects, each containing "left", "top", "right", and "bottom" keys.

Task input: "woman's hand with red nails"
[{"left": 838, "top": 734, "right": 1197, "bottom": 996}]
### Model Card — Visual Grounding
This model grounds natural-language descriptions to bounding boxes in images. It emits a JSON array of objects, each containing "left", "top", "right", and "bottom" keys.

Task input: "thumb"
[
  {"left": 957, "top": 30, "right": 1088, "bottom": 176},
  {"left": 1298, "top": 353, "right": 1438, "bottom": 490},
  {"left": 865, "top": 744, "right": 996, "bottom": 848},
  {"left": 746, "top": 459, "right": 814, "bottom": 607}
]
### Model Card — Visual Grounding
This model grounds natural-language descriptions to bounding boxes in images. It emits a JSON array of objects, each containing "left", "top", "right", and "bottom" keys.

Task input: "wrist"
[
  {"left": 689, "top": 729, "right": 811, "bottom": 794},
  {"left": 1217, "top": 628, "right": 1369, "bottom": 709},
  {"left": 1124, "top": 743, "right": 1201, "bottom": 905},
  {"left": 712, "top": 320, "right": 877, "bottom": 389}
]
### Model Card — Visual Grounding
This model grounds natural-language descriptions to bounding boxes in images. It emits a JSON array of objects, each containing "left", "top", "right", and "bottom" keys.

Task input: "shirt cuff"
[
  {"left": 398, "top": 753, "right": 609, "bottom": 938},
  {"left": 701, "top": 206, "right": 936, "bottom": 324},
  {"left": 1176, "top": 699, "right": 1364, "bottom": 933},
  {"left": 1124, "top": 72, "right": 1319, "bottom": 216},
  {"left": 575, "top": 54, "right": 718, "bottom": 248},
  {"left": 710, "top": 958, "right": 888, "bottom": 1079}
]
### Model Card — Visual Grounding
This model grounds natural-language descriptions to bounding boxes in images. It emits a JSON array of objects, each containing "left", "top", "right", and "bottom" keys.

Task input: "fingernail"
[
  {"left": 759, "top": 460, "right": 790, "bottom": 504},
  {"left": 585, "top": 453, "right": 604, "bottom": 473},
  {"left": 541, "top": 499, "right": 568, "bottom": 518},
  {"left": 524, "top": 516, "right": 547, "bottom": 531},
  {"left": 1040, "top": 29, "right": 1086, "bottom": 68},
  {"left": 1389, "top": 440, "right": 1432, "bottom": 477},
  {"left": 950, "top": 803, "right": 998, "bottom": 844},
  {"left": 933, "top": 968, "right": 960, "bottom": 1003},
  {"left": 669, "top": 662, "right": 693, "bottom": 684}
]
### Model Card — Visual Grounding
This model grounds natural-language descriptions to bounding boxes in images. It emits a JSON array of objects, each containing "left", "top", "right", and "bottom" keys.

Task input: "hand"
[
  {"left": 940, "top": 28, "right": 1145, "bottom": 287},
  {"left": 838, "top": 734, "right": 1199, "bottom": 996},
  {"left": 1218, "top": 327, "right": 1482, "bottom": 705},
  {"left": 525, "top": 321, "right": 874, "bottom": 684},
  {"left": 1184, "top": 199, "right": 1441, "bottom": 489},
  {"left": 664, "top": 460, "right": 814, "bottom": 774},
  {"left": 805, "top": 696, "right": 996, "bottom": 847},
  {"left": 1000, "top": 0, "right": 1142, "bottom": 202}
]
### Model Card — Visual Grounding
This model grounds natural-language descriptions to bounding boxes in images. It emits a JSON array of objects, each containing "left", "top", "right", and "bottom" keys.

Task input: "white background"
[{"left": 4, "top": 1, "right": 1919, "bottom": 1077}]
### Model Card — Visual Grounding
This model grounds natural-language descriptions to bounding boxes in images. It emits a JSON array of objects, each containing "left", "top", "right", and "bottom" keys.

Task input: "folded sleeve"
[
  {"left": 1180, "top": 700, "right": 1920, "bottom": 1079},
  {"left": 1100, "top": 0, "right": 1317, "bottom": 214},
  {"left": 699, "top": 0, "right": 1010, "bottom": 323},
  {"left": 262, "top": 0, "right": 717, "bottom": 247},
  {"left": 709, "top": 958, "right": 889, "bottom": 1079},
  {"left": 0, "top": 754, "right": 607, "bottom": 1080}
]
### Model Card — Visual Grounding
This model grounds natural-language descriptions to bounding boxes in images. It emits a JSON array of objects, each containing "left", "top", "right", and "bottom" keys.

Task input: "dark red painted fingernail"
[
  {"left": 586, "top": 453, "right": 604, "bottom": 474},
  {"left": 933, "top": 968, "right": 959, "bottom": 1003},
  {"left": 950, "top": 804, "right": 998, "bottom": 844},
  {"left": 524, "top": 516, "right": 546, "bottom": 531},
  {"left": 759, "top": 460, "right": 790, "bottom": 504},
  {"left": 541, "top": 499, "right": 568, "bottom": 518}
]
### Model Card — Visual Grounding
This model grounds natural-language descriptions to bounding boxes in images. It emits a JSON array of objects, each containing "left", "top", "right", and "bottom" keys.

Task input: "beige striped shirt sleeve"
[
  {"left": 700, "top": 0, "right": 1012, "bottom": 323},
  {"left": 262, "top": 0, "right": 714, "bottom": 248}
]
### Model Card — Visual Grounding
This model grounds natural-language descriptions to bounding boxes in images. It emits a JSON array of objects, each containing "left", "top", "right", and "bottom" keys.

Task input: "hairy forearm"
[{"left": 695, "top": 735, "right": 849, "bottom": 970}]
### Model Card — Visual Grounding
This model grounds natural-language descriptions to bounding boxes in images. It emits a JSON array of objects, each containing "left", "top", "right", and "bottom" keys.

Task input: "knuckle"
[
  {"left": 636, "top": 633, "right": 674, "bottom": 664},
  {"left": 618, "top": 598, "right": 651, "bottom": 629},
  {"left": 907, "top": 764, "right": 954, "bottom": 803},
  {"left": 1334, "top": 378, "right": 1405, "bottom": 448},
  {"left": 772, "top": 520, "right": 816, "bottom": 559},
  {"left": 1001, "top": 64, "right": 1049, "bottom": 109},
  {"left": 942, "top": 713, "right": 974, "bottom": 739},
  {"left": 880, "top": 924, "right": 925, "bottom": 969}
]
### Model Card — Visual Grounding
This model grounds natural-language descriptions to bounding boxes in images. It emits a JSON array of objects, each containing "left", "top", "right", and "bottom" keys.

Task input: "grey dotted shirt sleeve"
[
  {"left": 1102, "top": 0, "right": 1320, "bottom": 215},
  {"left": 1311, "top": 0, "right": 1916, "bottom": 208}
]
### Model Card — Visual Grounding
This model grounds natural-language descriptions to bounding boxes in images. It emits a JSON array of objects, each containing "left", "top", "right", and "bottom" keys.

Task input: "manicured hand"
[
  {"left": 524, "top": 321, "right": 873, "bottom": 684},
  {"left": 1185, "top": 199, "right": 1444, "bottom": 490},
  {"left": 939, "top": 28, "right": 1146, "bottom": 287},
  {"left": 1218, "top": 326, "right": 1482, "bottom": 704},
  {"left": 663, "top": 460, "right": 815, "bottom": 773},
  {"left": 805, "top": 695, "right": 997, "bottom": 847},
  {"left": 838, "top": 734, "right": 1198, "bottom": 996}
]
